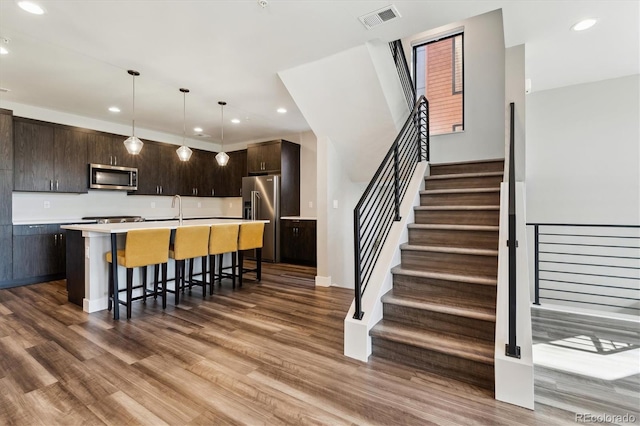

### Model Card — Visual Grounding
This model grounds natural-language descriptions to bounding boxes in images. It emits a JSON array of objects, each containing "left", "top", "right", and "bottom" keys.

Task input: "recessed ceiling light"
[
  {"left": 17, "top": 1, "right": 46, "bottom": 15},
  {"left": 0, "top": 47, "right": 8, "bottom": 55},
  {"left": 571, "top": 18, "right": 597, "bottom": 31},
  {"left": 108, "top": 106, "right": 120, "bottom": 113},
  {"left": 277, "top": 108, "right": 287, "bottom": 114},
  {"left": 193, "top": 127, "right": 203, "bottom": 133},
  {"left": 231, "top": 118, "right": 240, "bottom": 124}
]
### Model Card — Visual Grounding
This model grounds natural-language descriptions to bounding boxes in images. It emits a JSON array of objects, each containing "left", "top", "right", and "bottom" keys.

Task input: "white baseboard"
[
  {"left": 315, "top": 275, "right": 332, "bottom": 287},
  {"left": 84, "top": 297, "right": 108, "bottom": 313}
]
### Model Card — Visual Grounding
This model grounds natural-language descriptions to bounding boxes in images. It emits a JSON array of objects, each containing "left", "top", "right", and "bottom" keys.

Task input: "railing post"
[
  {"left": 424, "top": 99, "right": 430, "bottom": 162},
  {"left": 534, "top": 224, "right": 540, "bottom": 305},
  {"left": 353, "top": 208, "right": 364, "bottom": 320},
  {"left": 393, "top": 142, "right": 401, "bottom": 221},
  {"left": 506, "top": 102, "right": 520, "bottom": 359}
]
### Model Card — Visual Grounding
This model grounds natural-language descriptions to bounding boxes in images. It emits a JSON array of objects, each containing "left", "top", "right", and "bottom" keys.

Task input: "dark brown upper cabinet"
[
  {"left": 213, "top": 149, "right": 247, "bottom": 197},
  {"left": 0, "top": 110, "right": 13, "bottom": 171},
  {"left": 88, "top": 133, "right": 136, "bottom": 167},
  {"left": 13, "top": 119, "right": 88, "bottom": 193},
  {"left": 131, "top": 141, "right": 180, "bottom": 196}
]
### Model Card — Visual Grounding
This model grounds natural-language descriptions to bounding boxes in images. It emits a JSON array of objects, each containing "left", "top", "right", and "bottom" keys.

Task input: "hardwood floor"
[
  {"left": 532, "top": 308, "right": 640, "bottom": 424},
  {"left": 1, "top": 262, "right": 575, "bottom": 425}
]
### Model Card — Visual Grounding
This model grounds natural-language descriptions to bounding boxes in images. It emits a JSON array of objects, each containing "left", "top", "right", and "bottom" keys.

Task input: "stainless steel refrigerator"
[{"left": 242, "top": 175, "right": 280, "bottom": 262}]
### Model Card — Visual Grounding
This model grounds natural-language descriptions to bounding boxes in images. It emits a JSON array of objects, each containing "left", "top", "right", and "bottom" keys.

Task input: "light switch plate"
[
  {"left": 333, "top": 200, "right": 338, "bottom": 209},
  {"left": 151, "top": 202, "right": 156, "bottom": 208},
  {"left": 44, "top": 201, "right": 50, "bottom": 209},
  {"left": 308, "top": 201, "right": 313, "bottom": 208},
  {"left": 197, "top": 202, "right": 202, "bottom": 208}
]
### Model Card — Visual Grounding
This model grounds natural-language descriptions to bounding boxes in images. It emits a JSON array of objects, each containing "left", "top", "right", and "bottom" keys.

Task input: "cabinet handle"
[
  {"left": 114, "top": 156, "right": 117, "bottom": 166},
  {"left": 54, "top": 234, "right": 58, "bottom": 246},
  {"left": 160, "top": 186, "right": 163, "bottom": 194},
  {"left": 109, "top": 155, "right": 113, "bottom": 165},
  {"left": 28, "top": 225, "right": 44, "bottom": 228},
  {"left": 50, "top": 180, "right": 53, "bottom": 191},
  {"left": 196, "top": 188, "right": 198, "bottom": 196},
  {"left": 60, "top": 233, "right": 63, "bottom": 241},
  {"left": 55, "top": 180, "right": 59, "bottom": 191}
]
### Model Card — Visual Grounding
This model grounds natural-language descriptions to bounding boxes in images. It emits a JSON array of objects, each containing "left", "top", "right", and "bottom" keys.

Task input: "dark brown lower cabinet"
[
  {"left": 281, "top": 219, "right": 316, "bottom": 266},
  {"left": 12, "top": 224, "right": 66, "bottom": 280},
  {"left": 0, "top": 225, "right": 12, "bottom": 282},
  {"left": 65, "top": 230, "right": 84, "bottom": 306}
]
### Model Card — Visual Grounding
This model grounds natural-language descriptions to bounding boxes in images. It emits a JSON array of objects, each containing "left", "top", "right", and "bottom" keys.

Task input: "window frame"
[{"left": 413, "top": 31, "right": 465, "bottom": 136}]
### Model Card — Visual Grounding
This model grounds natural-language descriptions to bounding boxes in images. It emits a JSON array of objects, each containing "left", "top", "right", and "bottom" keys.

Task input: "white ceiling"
[{"left": 0, "top": 1, "right": 637, "bottom": 147}]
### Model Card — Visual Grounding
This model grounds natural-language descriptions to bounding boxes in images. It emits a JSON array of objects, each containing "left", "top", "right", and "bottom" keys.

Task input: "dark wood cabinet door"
[
  {"left": 158, "top": 144, "right": 179, "bottom": 195},
  {"left": 246, "top": 145, "right": 263, "bottom": 174},
  {"left": 0, "top": 225, "right": 11, "bottom": 282},
  {"left": 280, "top": 220, "right": 299, "bottom": 262},
  {"left": 0, "top": 111, "right": 13, "bottom": 170},
  {"left": 133, "top": 142, "right": 161, "bottom": 195},
  {"left": 261, "top": 141, "right": 282, "bottom": 173},
  {"left": 198, "top": 150, "right": 216, "bottom": 197},
  {"left": 13, "top": 225, "right": 65, "bottom": 279},
  {"left": 89, "top": 133, "right": 136, "bottom": 168},
  {"left": 298, "top": 221, "right": 317, "bottom": 266},
  {"left": 0, "top": 170, "right": 12, "bottom": 225},
  {"left": 54, "top": 128, "right": 89, "bottom": 193},
  {"left": 227, "top": 149, "right": 247, "bottom": 197},
  {"left": 13, "top": 120, "right": 55, "bottom": 192}
]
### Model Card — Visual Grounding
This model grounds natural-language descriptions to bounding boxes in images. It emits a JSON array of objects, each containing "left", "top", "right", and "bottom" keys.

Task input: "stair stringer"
[
  {"left": 494, "top": 181, "right": 534, "bottom": 409},
  {"left": 344, "top": 161, "right": 428, "bottom": 362}
]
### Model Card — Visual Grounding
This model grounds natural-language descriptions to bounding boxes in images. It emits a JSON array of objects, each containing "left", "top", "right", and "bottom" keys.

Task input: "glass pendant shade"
[
  {"left": 215, "top": 151, "right": 229, "bottom": 166},
  {"left": 123, "top": 135, "right": 144, "bottom": 154},
  {"left": 216, "top": 100, "right": 229, "bottom": 166},
  {"left": 176, "top": 145, "right": 193, "bottom": 161},
  {"left": 176, "top": 88, "right": 192, "bottom": 161},
  {"left": 124, "top": 70, "right": 143, "bottom": 155}
]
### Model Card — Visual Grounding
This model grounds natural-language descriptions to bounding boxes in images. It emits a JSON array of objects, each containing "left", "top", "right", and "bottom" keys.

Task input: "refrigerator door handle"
[{"left": 251, "top": 190, "right": 261, "bottom": 220}]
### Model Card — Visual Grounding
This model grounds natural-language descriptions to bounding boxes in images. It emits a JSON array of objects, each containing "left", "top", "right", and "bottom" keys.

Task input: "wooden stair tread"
[
  {"left": 429, "top": 158, "right": 504, "bottom": 167},
  {"left": 391, "top": 266, "right": 497, "bottom": 286},
  {"left": 425, "top": 171, "right": 503, "bottom": 180},
  {"left": 414, "top": 205, "right": 499, "bottom": 211},
  {"left": 421, "top": 188, "right": 500, "bottom": 195},
  {"left": 407, "top": 223, "right": 498, "bottom": 232},
  {"left": 400, "top": 243, "right": 498, "bottom": 256},
  {"left": 370, "top": 320, "right": 495, "bottom": 365},
  {"left": 382, "top": 290, "right": 496, "bottom": 322}
]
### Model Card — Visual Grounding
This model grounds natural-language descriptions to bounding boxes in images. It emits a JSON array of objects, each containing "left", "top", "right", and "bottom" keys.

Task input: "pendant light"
[
  {"left": 215, "top": 101, "right": 230, "bottom": 166},
  {"left": 176, "top": 88, "right": 193, "bottom": 161},
  {"left": 123, "top": 70, "right": 144, "bottom": 155}
]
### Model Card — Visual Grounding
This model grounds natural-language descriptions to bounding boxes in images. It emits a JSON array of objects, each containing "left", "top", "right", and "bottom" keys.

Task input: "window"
[{"left": 414, "top": 33, "right": 464, "bottom": 136}]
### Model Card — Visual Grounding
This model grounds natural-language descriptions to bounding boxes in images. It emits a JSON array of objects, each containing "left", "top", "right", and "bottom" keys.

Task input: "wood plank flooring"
[
  {"left": 532, "top": 307, "right": 640, "bottom": 424},
  {"left": 1, "top": 262, "right": 576, "bottom": 425}
]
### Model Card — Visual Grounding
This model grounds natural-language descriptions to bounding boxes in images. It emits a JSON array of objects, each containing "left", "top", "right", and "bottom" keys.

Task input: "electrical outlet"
[
  {"left": 333, "top": 200, "right": 338, "bottom": 209},
  {"left": 229, "top": 202, "right": 232, "bottom": 208},
  {"left": 44, "top": 201, "right": 50, "bottom": 209},
  {"left": 151, "top": 202, "right": 156, "bottom": 208},
  {"left": 197, "top": 202, "right": 202, "bottom": 208},
  {"left": 308, "top": 201, "right": 313, "bottom": 208}
]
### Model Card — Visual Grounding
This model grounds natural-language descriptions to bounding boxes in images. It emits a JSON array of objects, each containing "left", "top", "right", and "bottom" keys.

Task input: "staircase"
[{"left": 370, "top": 158, "right": 504, "bottom": 391}]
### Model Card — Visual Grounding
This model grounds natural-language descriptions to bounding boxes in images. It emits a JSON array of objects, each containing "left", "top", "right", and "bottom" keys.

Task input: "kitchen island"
[{"left": 62, "top": 218, "right": 265, "bottom": 319}]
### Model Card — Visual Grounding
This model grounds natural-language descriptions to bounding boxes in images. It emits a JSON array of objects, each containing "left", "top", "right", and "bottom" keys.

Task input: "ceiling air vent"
[{"left": 358, "top": 4, "right": 401, "bottom": 30}]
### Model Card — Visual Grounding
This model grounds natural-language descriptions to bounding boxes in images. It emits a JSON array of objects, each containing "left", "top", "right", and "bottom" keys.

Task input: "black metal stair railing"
[
  {"left": 506, "top": 102, "right": 520, "bottom": 358},
  {"left": 352, "top": 96, "right": 428, "bottom": 320},
  {"left": 389, "top": 40, "right": 416, "bottom": 110}
]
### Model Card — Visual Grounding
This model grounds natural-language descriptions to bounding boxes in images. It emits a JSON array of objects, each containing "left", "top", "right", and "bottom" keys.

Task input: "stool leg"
[
  {"left": 161, "top": 262, "right": 168, "bottom": 309},
  {"left": 142, "top": 266, "right": 148, "bottom": 304},
  {"left": 108, "top": 262, "right": 113, "bottom": 311},
  {"left": 201, "top": 256, "right": 207, "bottom": 298},
  {"left": 181, "top": 260, "right": 186, "bottom": 293},
  {"left": 175, "top": 260, "right": 181, "bottom": 305},
  {"left": 231, "top": 252, "right": 237, "bottom": 288},
  {"left": 218, "top": 254, "right": 223, "bottom": 287},
  {"left": 154, "top": 264, "right": 159, "bottom": 300},
  {"left": 209, "top": 254, "right": 215, "bottom": 295},
  {"left": 126, "top": 268, "right": 133, "bottom": 319},
  {"left": 238, "top": 251, "right": 243, "bottom": 288},
  {"left": 188, "top": 258, "right": 194, "bottom": 293},
  {"left": 257, "top": 248, "right": 262, "bottom": 282}
]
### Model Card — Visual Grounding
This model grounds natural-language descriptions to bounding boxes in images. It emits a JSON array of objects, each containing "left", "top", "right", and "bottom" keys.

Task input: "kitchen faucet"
[{"left": 172, "top": 194, "right": 183, "bottom": 225}]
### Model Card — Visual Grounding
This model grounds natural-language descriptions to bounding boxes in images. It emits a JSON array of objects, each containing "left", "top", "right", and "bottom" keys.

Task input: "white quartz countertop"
[
  {"left": 280, "top": 216, "right": 317, "bottom": 220},
  {"left": 14, "top": 215, "right": 242, "bottom": 226},
  {"left": 61, "top": 218, "right": 268, "bottom": 234}
]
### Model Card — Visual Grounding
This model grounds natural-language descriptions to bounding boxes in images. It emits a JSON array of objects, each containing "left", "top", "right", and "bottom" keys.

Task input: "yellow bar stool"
[
  {"left": 169, "top": 225, "right": 210, "bottom": 304},
  {"left": 237, "top": 222, "right": 265, "bottom": 287},
  {"left": 208, "top": 224, "right": 239, "bottom": 290},
  {"left": 106, "top": 228, "right": 171, "bottom": 319}
]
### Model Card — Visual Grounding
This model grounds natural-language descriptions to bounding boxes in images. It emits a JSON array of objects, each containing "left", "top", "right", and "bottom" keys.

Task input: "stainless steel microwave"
[{"left": 89, "top": 163, "right": 138, "bottom": 190}]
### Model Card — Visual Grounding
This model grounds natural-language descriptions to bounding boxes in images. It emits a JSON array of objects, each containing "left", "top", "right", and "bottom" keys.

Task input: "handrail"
[
  {"left": 389, "top": 40, "right": 416, "bottom": 110},
  {"left": 353, "top": 96, "right": 429, "bottom": 320},
  {"left": 506, "top": 102, "right": 520, "bottom": 358},
  {"left": 527, "top": 222, "right": 640, "bottom": 313}
]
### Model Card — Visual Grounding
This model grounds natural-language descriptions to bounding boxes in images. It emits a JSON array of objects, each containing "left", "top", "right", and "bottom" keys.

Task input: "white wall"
[
  {"left": 526, "top": 74, "right": 640, "bottom": 225},
  {"left": 403, "top": 9, "right": 506, "bottom": 164},
  {"left": 505, "top": 45, "right": 526, "bottom": 181}
]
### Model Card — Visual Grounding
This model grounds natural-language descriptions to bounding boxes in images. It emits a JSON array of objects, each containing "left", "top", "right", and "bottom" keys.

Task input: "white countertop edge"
[
  {"left": 280, "top": 216, "right": 317, "bottom": 220},
  {"left": 13, "top": 216, "right": 243, "bottom": 226},
  {"left": 62, "top": 218, "right": 269, "bottom": 233}
]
